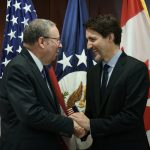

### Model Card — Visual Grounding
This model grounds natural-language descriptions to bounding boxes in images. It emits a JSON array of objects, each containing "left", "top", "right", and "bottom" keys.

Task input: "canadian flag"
[{"left": 120, "top": 0, "right": 150, "bottom": 145}]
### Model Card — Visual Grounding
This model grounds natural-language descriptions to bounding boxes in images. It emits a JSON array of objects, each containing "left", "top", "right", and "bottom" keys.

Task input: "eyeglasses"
[{"left": 43, "top": 36, "right": 61, "bottom": 46}]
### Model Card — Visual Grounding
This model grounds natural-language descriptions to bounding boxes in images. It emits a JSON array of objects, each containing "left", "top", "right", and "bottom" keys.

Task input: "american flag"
[{"left": 0, "top": 0, "right": 37, "bottom": 78}]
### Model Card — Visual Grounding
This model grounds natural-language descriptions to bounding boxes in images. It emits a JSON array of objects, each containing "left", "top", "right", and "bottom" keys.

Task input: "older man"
[{"left": 0, "top": 19, "right": 82, "bottom": 150}]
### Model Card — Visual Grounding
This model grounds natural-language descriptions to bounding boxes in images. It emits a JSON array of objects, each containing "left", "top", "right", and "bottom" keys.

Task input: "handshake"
[{"left": 67, "top": 107, "right": 90, "bottom": 138}]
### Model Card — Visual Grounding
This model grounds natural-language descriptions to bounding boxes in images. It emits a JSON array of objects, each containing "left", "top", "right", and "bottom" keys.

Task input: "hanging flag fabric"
[
  {"left": 48, "top": 66, "right": 68, "bottom": 115},
  {"left": 56, "top": 0, "right": 93, "bottom": 149},
  {"left": 56, "top": 0, "right": 93, "bottom": 114},
  {"left": 48, "top": 66, "right": 74, "bottom": 150},
  {"left": 0, "top": 0, "right": 37, "bottom": 78},
  {"left": 120, "top": 0, "right": 150, "bottom": 145}
]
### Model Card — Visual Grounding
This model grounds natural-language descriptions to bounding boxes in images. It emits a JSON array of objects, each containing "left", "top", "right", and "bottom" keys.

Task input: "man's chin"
[{"left": 94, "top": 55, "right": 102, "bottom": 62}]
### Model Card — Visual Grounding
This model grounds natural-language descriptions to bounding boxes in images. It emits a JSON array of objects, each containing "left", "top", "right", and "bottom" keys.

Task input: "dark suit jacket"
[
  {"left": 85, "top": 52, "right": 150, "bottom": 150},
  {"left": 0, "top": 48, "right": 73, "bottom": 150}
]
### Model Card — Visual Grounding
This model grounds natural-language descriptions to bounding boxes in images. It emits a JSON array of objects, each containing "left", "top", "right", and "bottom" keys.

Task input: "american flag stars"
[{"left": 0, "top": 0, "right": 37, "bottom": 78}]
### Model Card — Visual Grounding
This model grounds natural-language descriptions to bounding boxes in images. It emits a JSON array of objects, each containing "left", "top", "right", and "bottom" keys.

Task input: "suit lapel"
[
  {"left": 98, "top": 52, "right": 127, "bottom": 115},
  {"left": 44, "top": 67, "right": 61, "bottom": 114},
  {"left": 31, "top": 65, "right": 60, "bottom": 111},
  {"left": 21, "top": 49, "right": 59, "bottom": 112},
  {"left": 93, "top": 63, "right": 103, "bottom": 115}
]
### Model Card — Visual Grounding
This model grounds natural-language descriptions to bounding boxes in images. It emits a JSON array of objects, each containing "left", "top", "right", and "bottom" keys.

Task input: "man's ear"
[
  {"left": 108, "top": 33, "right": 115, "bottom": 42},
  {"left": 38, "top": 37, "right": 45, "bottom": 48}
]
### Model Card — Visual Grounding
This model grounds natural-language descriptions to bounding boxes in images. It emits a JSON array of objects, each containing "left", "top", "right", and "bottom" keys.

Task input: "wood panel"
[
  {"left": 33, "top": 0, "right": 50, "bottom": 19},
  {"left": 0, "top": 0, "right": 7, "bottom": 57},
  {"left": 49, "top": 0, "right": 68, "bottom": 32},
  {"left": 0, "top": 0, "right": 122, "bottom": 58}
]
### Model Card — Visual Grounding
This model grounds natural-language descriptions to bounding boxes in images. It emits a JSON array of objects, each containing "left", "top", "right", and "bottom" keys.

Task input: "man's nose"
[
  {"left": 87, "top": 41, "right": 92, "bottom": 49},
  {"left": 59, "top": 42, "right": 62, "bottom": 48}
]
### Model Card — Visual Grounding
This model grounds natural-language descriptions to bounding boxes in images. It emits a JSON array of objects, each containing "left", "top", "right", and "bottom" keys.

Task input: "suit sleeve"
[
  {"left": 6, "top": 64, "right": 74, "bottom": 137},
  {"left": 87, "top": 62, "right": 149, "bottom": 138}
]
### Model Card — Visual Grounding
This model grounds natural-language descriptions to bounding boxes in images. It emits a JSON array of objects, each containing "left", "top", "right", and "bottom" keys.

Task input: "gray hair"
[{"left": 23, "top": 19, "right": 56, "bottom": 44}]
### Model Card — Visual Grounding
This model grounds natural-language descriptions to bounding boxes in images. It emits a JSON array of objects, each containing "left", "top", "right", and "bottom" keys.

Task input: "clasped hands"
[{"left": 69, "top": 112, "right": 90, "bottom": 138}]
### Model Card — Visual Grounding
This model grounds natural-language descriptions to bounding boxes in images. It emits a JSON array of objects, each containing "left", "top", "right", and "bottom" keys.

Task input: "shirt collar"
[
  {"left": 28, "top": 50, "right": 43, "bottom": 72},
  {"left": 103, "top": 50, "right": 122, "bottom": 68}
]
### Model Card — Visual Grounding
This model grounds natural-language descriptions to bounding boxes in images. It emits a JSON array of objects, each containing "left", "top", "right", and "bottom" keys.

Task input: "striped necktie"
[{"left": 41, "top": 67, "right": 54, "bottom": 100}]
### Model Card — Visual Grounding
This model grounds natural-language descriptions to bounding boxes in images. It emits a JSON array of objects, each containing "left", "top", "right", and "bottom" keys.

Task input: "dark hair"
[
  {"left": 23, "top": 19, "right": 55, "bottom": 45},
  {"left": 85, "top": 14, "right": 122, "bottom": 45}
]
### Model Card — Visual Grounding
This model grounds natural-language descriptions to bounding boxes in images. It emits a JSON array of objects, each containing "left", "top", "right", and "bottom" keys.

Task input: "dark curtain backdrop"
[{"left": 0, "top": 0, "right": 122, "bottom": 58}]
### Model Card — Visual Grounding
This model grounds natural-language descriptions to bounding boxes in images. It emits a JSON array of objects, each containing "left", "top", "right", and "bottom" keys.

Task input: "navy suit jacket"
[
  {"left": 0, "top": 48, "right": 73, "bottom": 150},
  {"left": 86, "top": 52, "right": 150, "bottom": 150}
]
